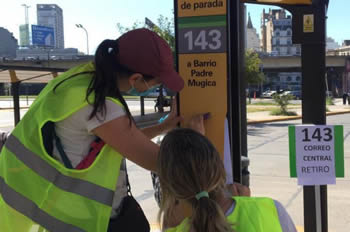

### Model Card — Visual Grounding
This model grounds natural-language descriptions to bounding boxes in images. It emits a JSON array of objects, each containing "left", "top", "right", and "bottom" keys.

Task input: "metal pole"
[
  {"left": 228, "top": 0, "right": 242, "bottom": 183},
  {"left": 158, "top": 86, "right": 164, "bottom": 113},
  {"left": 76, "top": 24, "right": 89, "bottom": 55},
  {"left": 82, "top": 27, "right": 89, "bottom": 55},
  {"left": 300, "top": 3, "right": 328, "bottom": 232},
  {"left": 239, "top": 2, "right": 249, "bottom": 186},
  {"left": 11, "top": 82, "right": 21, "bottom": 125},
  {"left": 140, "top": 96, "right": 145, "bottom": 116}
]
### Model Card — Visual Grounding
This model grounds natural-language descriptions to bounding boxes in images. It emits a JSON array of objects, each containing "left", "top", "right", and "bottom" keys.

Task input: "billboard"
[{"left": 32, "top": 25, "right": 55, "bottom": 47}]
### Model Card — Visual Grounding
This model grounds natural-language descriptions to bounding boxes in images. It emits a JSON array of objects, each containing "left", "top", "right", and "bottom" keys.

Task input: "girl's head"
[
  {"left": 88, "top": 28, "right": 184, "bottom": 120},
  {"left": 158, "top": 128, "right": 232, "bottom": 232}
]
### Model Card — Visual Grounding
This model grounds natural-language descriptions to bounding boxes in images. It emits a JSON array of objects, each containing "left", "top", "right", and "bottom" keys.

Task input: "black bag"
[
  {"left": 108, "top": 195, "right": 150, "bottom": 232},
  {"left": 107, "top": 169, "right": 150, "bottom": 232}
]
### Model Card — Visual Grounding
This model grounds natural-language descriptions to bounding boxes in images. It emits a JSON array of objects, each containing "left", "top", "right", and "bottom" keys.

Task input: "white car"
[{"left": 261, "top": 90, "right": 277, "bottom": 98}]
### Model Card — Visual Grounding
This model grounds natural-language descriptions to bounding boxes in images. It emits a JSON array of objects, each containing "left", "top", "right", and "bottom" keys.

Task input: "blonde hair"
[{"left": 157, "top": 128, "right": 233, "bottom": 232}]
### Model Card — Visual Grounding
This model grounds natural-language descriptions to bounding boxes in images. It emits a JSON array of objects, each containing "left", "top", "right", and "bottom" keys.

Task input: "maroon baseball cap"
[{"left": 116, "top": 28, "right": 184, "bottom": 92}]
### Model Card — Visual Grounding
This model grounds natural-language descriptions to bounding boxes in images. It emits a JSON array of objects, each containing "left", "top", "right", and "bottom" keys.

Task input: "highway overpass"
[{"left": 0, "top": 55, "right": 349, "bottom": 83}]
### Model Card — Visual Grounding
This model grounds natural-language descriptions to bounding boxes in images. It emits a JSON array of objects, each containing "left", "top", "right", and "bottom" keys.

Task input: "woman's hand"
[{"left": 160, "top": 98, "right": 183, "bottom": 132}]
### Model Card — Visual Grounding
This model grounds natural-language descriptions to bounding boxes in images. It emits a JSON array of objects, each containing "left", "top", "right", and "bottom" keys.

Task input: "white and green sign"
[{"left": 289, "top": 125, "right": 344, "bottom": 186}]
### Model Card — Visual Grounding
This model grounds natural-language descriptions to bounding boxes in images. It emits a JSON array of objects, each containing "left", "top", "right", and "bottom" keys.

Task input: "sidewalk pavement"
[{"left": 247, "top": 98, "right": 350, "bottom": 124}]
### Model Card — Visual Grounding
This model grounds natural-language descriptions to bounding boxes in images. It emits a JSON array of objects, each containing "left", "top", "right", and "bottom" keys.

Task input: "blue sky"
[{"left": 1, "top": 0, "right": 349, "bottom": 54}]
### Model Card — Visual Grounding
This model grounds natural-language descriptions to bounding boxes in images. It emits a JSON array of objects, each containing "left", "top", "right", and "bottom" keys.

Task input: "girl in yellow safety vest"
[{"left": 157, "top": 128, "right": 297, "bottom": 232}]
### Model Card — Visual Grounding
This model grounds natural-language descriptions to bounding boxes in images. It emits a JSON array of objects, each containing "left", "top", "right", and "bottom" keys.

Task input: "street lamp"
[{"left": 75, "top": 24, "right": 89, "bottom": 55}]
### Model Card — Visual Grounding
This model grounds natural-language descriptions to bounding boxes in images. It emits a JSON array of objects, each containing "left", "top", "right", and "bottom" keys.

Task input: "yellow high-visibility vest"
[
  {"left": 166, "top": 196, "right": 283, "bottom": 232},
  {"left": 0, "top": 62, "right": 123, "bottom": 232}
]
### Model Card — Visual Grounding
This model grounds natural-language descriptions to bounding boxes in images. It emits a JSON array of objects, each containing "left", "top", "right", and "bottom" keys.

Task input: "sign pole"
[
  {"left": 287, "top": 1, "right": 328, "bottom": 231},
  {"left": 301, "top": 3, "right": 327, "bottom": 231},
  {"left": 228, "top": 0, "right": 243, "bottom": 183}
]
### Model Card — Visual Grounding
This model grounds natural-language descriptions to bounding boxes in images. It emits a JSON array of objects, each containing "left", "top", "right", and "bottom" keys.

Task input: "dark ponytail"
[{"left": 86, "top": 39, "right": 133, "bottom": 123}]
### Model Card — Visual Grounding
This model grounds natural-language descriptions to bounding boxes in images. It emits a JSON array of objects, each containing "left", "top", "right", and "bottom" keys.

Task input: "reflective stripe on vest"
[
  {"left": 0, "top": 62, "right": 124, "bottom": 232},
  {"left": 0, "top": 177, "right": 84, "bottom": 232},
  {"left": 5, "top": 135, "right": 114, "bottom": 206}
]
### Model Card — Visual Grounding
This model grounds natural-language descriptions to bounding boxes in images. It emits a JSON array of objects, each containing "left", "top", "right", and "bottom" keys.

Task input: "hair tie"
[
  {"left": 195, "top": 191, "right": 209, "bottom": 200},
  {"left": 101, "top": 39, "right": 118, "bottom": 55},
  {"left": 108, "top": 47, "right": 114, "bottom": 54}
]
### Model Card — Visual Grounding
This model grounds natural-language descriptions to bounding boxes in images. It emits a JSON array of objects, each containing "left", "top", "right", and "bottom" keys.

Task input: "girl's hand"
[
  {"left": 227, "top": 182, "right": 251, "bottom": 197},
  {"left": 186, "top": 114, "right": 208, "bottom": 135}
]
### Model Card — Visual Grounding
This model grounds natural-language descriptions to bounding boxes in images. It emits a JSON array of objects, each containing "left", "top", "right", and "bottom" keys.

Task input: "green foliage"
[
  {"left": 245, "top": 50, "right": 265, "bottom": 85},
  {"left": 270, "top": 108, "right": 297, "bottom": 116},
  {"left": 271, "top": 94, "right": 295, "bottom": 115},
  {"left": 117, "top": 15, "right": 175, "bottom": 51},
  {"left": 326, "top": 96, "right": 334, "bottom": 105}
]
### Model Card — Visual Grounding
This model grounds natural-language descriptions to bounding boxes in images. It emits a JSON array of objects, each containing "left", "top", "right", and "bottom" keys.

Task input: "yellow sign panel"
[
  {"left": 177, "top": 0, "right": 227, "bottom": 17},
  {"left": 303, "top": 14, "right": 314, "bottom": 33},
  {"left": 179, "top": 53, "right": 227, "bottom": 155},
  {"left": 246, "top": 0, "right": 312, "bottom": 4}
]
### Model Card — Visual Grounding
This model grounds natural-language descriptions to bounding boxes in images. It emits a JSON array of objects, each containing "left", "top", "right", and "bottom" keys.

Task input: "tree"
[
  {"left": 245, "top": 49, "right": 265, "bottom": 85},
  {"left": 245, "top": 49, "right": 265, "bottom": 103},
  {"left": 117, "top": 14, "right": 175, "bottom": 51},
  {"left": 271, "top": 94, "right": 297, "bottom": 116}
]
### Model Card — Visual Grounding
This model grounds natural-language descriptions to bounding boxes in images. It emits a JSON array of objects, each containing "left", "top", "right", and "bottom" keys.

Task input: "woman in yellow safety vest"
[
  {"left": 0, "top": 28, "right": 186, "bottom": 232},
  {"left": 157, "top": 128, "right": 297, "bottom": 232}
]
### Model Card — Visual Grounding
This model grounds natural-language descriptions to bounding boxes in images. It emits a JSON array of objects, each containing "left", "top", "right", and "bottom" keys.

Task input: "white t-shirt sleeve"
[
  {"left": 274, "top": 200, "right": 297, "bottom": 232},
  {"left": 86, "top": 99, "right": 126, "bottom": 132}
]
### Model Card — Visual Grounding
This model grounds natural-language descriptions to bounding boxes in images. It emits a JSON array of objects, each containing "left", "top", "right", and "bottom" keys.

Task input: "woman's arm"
[
  {"left": 93, "top": 115, "right": 159, "bottom": 172},
  {"left": 141, "top": 99, "right": 183, "bottom": 139},
  {"left": 141, "top": 123, "right": 166, "bottom": 139},
  {"left": 92, "top": 107, "right": 204, "bottom": 172}
]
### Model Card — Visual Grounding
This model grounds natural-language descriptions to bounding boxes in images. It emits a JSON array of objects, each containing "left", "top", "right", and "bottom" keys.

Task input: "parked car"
[
  {"left": 261, "top": 90, "right": 277, "bottom": 98},
  {"left": 282, "top": 90, "right": 301, "bottom": 99}
]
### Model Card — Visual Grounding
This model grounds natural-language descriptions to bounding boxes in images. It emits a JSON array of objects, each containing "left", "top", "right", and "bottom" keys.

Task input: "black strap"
[
  {"left": 53, "top": 130, "right": 73, "bottom": 169},
  {"left": 124, "top": 161, "right": 132, "bottom": 196}
]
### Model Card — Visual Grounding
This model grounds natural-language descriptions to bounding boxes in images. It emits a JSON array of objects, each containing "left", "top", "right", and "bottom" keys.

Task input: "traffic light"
[{"left": 244, "top": 0, "right": 312, "bottom": 5}]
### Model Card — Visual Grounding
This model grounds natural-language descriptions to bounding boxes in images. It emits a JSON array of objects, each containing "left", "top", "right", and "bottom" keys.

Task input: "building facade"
[
  {"left": 328, "top": 41, "right": 350, "bottom": 56},
  {"left": 246, "top": 13, "right": 260, "bottom": 51},
  {"left": 37, "top": 4, "right": 64, "bottom": 49},
  {"left": 19, "top": 24, "right": 30, "bottom": 47},
  {"left": 0, "top": 27, "right": 18, "bottom": 58},
  {"left": 261, "top": 9, "right": 300, "bottom": 56},
  {"left": 326, "top": 37, "right": 340, "bottom": 51}
]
